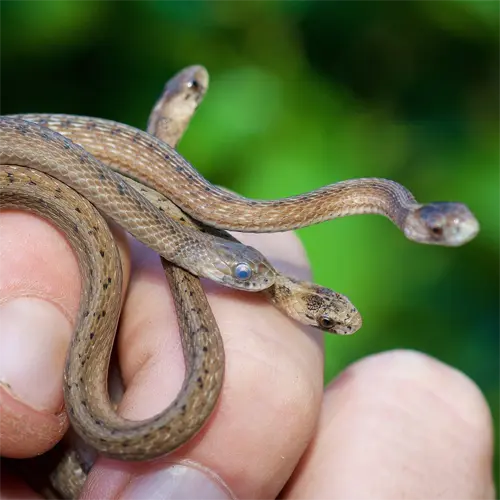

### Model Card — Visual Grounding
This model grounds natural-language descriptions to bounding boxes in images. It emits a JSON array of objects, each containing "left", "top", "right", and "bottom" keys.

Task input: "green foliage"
[{"left": 1, "top": 0, "right": 498, "bottom": 484}]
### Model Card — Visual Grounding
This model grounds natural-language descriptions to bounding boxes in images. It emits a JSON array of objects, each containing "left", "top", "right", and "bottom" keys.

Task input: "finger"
[
  {"left": 0, "top": 212, "right": 131, "bottom": 458},
  {"left": 282, "top": 350, "right": 495, "bottom": 499},
  {"left": 0, "top": 472, "right": 43, "bottom": 500},
  {"left": 83, "top": 231, "right": 326, "bottom": 500}
]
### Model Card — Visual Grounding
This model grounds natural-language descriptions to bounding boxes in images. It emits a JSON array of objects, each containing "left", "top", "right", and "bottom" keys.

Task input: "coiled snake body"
[{"left": 0, "top": 66, "right": 479, "bottom": 476}]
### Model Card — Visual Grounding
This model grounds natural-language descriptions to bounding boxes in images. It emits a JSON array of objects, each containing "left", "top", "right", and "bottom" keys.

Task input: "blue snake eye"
[{"left": 234, "top": 262, "right": 252, "bottom": 281}]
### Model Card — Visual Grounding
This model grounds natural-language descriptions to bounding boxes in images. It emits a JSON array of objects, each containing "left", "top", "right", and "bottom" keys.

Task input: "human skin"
[{"left": 0, "top": 211, "right": 495, "bottom": 499}]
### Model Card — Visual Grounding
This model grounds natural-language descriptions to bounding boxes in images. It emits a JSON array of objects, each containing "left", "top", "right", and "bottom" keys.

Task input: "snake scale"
[{"left": 0, "top": 65, "right": 479, "bottom": 494}]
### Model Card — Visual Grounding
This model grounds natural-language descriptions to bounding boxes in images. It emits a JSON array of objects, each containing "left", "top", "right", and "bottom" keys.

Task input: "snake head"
[
  {"left": 268, "top": 277, "right": 362, "bottom": 335},
  {"left": 302, "top": 284, "right": 362, "bottom": 335},
  {"left": 404, "top": 202, "right": 479, "bottom": 247},
  {"left": 165, "top": 65, "right": 209, "bottom": 104},
  {"left": 210, "top": 239, "right": 276, "bottom": 291}
]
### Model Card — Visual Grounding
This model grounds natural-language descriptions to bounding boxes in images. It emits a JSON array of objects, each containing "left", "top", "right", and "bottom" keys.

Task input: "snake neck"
[{"left": 172, "top": 177, "right": 417, "bottom": 233}]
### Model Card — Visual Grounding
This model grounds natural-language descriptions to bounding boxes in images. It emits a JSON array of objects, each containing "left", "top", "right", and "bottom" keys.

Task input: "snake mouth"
[
  {"left": 329, "top": 312, "right": 363, "bottom": 335},
  {"left": 333, "top": 322, "right": 361, "bottom": 335},
  {"left": 329, "top": 304, "right": 363, "bottom": 335},
  {"left": 444, "top": 213, "right": 480, "bottom": 246}
]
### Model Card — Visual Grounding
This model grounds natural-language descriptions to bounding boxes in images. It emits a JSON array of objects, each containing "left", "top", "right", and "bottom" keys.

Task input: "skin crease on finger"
[
  {"left": 281, "top": 350, "right": 495, "bottom": 499},
  {"left": 80, "top": 231, "right": 326, "bottom": 500},
  {"left": 0, "top": 212, "right": 131, "bottom": 458}
]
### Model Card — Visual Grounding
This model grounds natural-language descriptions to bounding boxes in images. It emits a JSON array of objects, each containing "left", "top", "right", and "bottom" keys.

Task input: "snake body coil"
[{"left": 0, "top": 65, "right": 479, "bottom": 469}]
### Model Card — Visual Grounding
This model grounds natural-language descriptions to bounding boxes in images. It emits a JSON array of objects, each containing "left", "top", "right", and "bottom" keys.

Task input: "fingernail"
[
  {"left": 0, "top": 298, "right": 71, "bottom": 412},
  {"left": 121, "top": 464, "right": 234, "bottom": 500}
]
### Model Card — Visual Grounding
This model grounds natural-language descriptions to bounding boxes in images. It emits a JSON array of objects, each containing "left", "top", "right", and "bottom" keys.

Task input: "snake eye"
[
  {"left": 430, "top": 226, "right": 443, "bottom": 236},
  {"left": 187, "top": 79, "right": 200, "bottom": 89},
  {"left": 233, "top": 262, "right": 252, "bottom": 281},
  {"left": 318, "top": 315, "right": 335, "bottom": 330}
]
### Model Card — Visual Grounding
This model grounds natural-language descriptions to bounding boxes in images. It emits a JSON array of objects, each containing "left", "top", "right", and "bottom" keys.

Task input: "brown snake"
[
  {"left": 0, "top": 66, "right": 479, "bottom": 474},
  {"left": 142, "top": 67, "right": 362, "bottom": 335},
  {"left": 36, "top": 66, "right": 364, "bottom": 499}
]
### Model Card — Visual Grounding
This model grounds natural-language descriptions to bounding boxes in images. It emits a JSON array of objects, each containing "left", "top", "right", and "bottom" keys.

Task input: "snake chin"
[{"left": 404, "top": 202, "right": 479, "bottom": 247}]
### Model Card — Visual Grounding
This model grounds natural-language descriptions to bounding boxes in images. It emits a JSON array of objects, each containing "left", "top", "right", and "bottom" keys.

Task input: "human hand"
[{"left": 0, "top": 212, "right": 495, "bottom": 499}]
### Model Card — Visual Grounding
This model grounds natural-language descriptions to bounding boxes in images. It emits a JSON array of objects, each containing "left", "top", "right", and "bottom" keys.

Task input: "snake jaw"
[{"left": 404, "top": 202, "right": 480, "bottom": 247}]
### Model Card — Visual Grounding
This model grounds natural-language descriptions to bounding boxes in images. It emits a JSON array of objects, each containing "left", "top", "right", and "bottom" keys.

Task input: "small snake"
[
  {"left": 0, "top": 66, "right": 479, "bottom": 470},
  {"left": 35, "top": 66, "right": 364, "bottom": 500},
  {"left": 4, "top": 111, "right": 479, "bottom": 245},
  {"left": 0, "top": 117, "right": 276, "bottom": 291},
  {"left": 0, "top": 66, "right": 362, "bottom": 472},
  {"left": 142, "top": 66, "right": 362, "bottom": 335}
]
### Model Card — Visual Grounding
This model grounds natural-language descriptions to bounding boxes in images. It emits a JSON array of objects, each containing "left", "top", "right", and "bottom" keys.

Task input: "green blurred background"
[{"left": 1, "top": 0, "right": 498, "bottom": 486}]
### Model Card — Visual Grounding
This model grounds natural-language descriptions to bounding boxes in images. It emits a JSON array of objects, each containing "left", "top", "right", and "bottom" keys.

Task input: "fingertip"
[
  {"left": 0, "top": 212, "right": 129, "bottom": 457},
  {"left": 0, "top": 213, "right": 76, "bottom": 456},
  {"left": 285, "top": 349, "right": 495, "bottom": 498},
  {"left": 0, "top": 386, "right": 68, "bottom": 458},
  {"left": 345, "top": 349, "right": 494, "bottom": 439}
]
